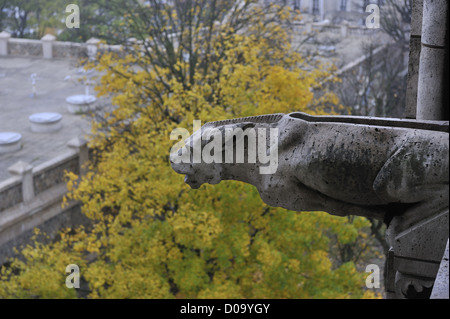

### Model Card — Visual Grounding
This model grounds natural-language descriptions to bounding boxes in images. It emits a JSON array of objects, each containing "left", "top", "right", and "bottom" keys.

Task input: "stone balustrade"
[
  {"left": 0, "top": 137, "right": 90, "bottom": 265},
  {"left": 0, "top": 33, "right": 122, "bottom": 60},
  {"left": 292, "top": 21, "right": 381, "bottom": 38},
  {"left": 0, "top": 21, "right": 379, "bottom": 61}
]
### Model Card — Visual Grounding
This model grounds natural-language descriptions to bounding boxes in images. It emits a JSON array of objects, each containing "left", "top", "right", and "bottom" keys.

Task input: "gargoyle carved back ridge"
[{"left": 203, "top": 113, "right": 285, "bottom": 128}]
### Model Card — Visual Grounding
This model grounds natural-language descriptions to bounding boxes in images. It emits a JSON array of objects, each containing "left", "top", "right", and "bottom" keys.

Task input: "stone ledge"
[
  {"left": 0, "top": 182, "right": 76, "bottom": 247},
  {"left": 32, "top": 149, "right": 78, "bottom": 176},
  {"left": 431, "top": 239, "right": 449, "bottom": 299},
  {"left": 0, "top": 175, "right": 21, "bottom": 193}
]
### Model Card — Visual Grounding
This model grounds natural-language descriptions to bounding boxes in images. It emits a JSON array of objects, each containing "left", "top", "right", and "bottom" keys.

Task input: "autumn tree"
[
  {"left": 0, "top": 0, "right": 7, "bottom": 31},
  {"left": 380, "top": 0, "right": 411, "bottom": 50},
  {"left": 336, "top": 39, "right": 407, "bottom": 118},
  {"left": 1, "top": 0, "right": 381, "bottom": 299},
  {"left": 57, "top": 0, "right": 124, "bottom": 43},
  {"left": 1, "top": 0, "right": 67, "bottom": 38}
]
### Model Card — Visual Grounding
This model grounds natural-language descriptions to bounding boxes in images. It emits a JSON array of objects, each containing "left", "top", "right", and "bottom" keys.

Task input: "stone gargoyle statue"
[{"left": 169, "top": 112, "right": 449, "bottom": 225}]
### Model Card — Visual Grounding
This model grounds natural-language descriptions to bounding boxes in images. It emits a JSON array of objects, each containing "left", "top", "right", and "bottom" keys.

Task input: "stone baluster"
[
  {"left": 41, "top": 34, "right": 56, "bottom": 59},
  {"left": 0, "top": 31, "right": 11, "bottom": 56},
  {"left": 8, "top": 161, "right": 34, "bottom": 203},
  {"left": 340, "top": 24, "right": 347, "bottom": 38},
  {"left": 86, "top": 37, "right": 100, "bottom": 60},
  {"left": 416, "top": 0, "right": 448, "bottom": 120},
  {"left": 405, "top": 0, "right": 423, "bottom": 119},
  {"left": 430, "top": 239, "right": 449, "bottom": 299},
  {"left": 305, "top": 22, "right": 312, "bottom": 33},
  {"left": 67, "top": 136, "right": 89, "bottom": 176}
]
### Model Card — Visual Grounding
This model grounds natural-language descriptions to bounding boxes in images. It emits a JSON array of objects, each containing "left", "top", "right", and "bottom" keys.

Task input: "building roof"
[{"left": 0, "top": 56, "right": 97, "bottom": 181}]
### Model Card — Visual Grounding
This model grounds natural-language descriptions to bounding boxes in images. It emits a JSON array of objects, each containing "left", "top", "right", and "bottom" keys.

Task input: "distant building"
[{"left": 265, "top": 0, "right": 386, "bottom": 23}]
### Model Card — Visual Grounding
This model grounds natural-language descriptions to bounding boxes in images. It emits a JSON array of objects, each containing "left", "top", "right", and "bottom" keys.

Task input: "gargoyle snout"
[
  {"left": 169, "top": 146, "right": 194, "bottom": 174},
  {"left": 169, "top": 152, "right": 202, "bottom": 189}
]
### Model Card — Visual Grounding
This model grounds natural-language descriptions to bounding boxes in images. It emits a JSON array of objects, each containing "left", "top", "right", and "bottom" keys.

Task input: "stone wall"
[
  {"left": 383, "top": 0, "right": 449, "bottom": 298},
  {"left": 292, "top": 21, "right": 381, "bottom": 38},
  {"left": 0, "top": 178, "right": 22, "bottom": 212},
  {"left": 0, "top": 32, "right": 122, "bottom": 60},
  {"left": 0, "top": 201, "right": 90, "bottom": 266},
  {"left": 52, "top": 41, "right": 88, "bottom": 60},
  {"left": 0, "top": 137, "right": 89, "bottom": 265},
  {"left": 33, "top": 154, "right": 79, "bottom": 196},
  {"left": 0, "top": 21, "right": 376, "bottom": 61},
  {"left": 7, "top": 38, "right": 43, "bottom": 56}
]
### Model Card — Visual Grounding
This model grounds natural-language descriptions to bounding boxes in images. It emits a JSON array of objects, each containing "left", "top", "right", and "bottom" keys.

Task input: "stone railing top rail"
[
  {"left": 204, "top": 112, "right": 449, "bottom": 133},
  {"left": 0, "top": 32, "right": 123, "bottom": 59},
  {"left": 0, "top": 175, "right": 21, "bottom": 193},
  {"left": 0, "top": 148, "right": 76, "bottom": 191},
  {"left": 289, "top": 112, "right": 449, "bottom": 133},
  {"left": 171, "top": 111, "right": 449, "bottom": 221},
  {"left": 0, "top": 136, "right": 88, "bottom": 212}
]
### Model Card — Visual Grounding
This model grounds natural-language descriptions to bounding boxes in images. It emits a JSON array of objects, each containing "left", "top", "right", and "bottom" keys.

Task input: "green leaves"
[{"left": 0, "top": 1, "right": 382, "bottom": 299}]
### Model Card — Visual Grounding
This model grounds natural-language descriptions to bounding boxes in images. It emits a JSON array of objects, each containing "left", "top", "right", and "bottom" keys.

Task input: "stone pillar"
[
  {"left": 416, "top": 0, "right": 448, "bottom": 120},
  {"left": 41, "top": 34, "right": 56, "bottom": 59},
  {"left": 86, "top": 37, "right": 101, "bottom": 60},
  {"left": 387, "top": 208, "right": 449, "bottom": 298},
  {"left": 8, "top": 161, "right": 34, "bottom": 203},
  {"left": 319, "top": 0, "right": 325, "bottom": 21},
  {"left": 127, "top": 37, "right": 137, "bottom": 45},
  {"left": 405, "top": 0, "right": 423, "bottom": 119},
  {"left": 340, "top": 24, "right": 348, "bottom": 38},
  {"left": 68, "top": 136, "right": 89, "bottom": 176},
  {"left": 305, "top": 23, "right": 312, "bottom": 34},
  {"left": 388, "top": 1, "right": 449, "bottom": 293},
  {"left": 0, "top": 31, "right": 11, "bottom": 56}
]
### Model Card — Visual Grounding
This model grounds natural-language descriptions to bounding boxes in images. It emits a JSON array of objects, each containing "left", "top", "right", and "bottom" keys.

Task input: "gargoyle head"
[{"left": 169, "top": 122, "right": 256, "bottom": 189}]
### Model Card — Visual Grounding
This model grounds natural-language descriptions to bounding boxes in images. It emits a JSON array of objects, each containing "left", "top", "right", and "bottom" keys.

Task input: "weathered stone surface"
[
  {"left": 33, "top": 155, "right": 79, "bottom": 196},
  {"left": 410, "top": 0, "right": 423, "bottom": 37},
  {"left": 170, "top": 112, "right": 449, "bottom": 299},
  {"left": 417, "top": 46, "right": 447, "bottom": 120},
  {"left": 0, "top": 31, "right": 10, "bottom": 56},
  {"left": 52, "top": 42, "right": 87, "bottom": 59},
  {"left": 8, "top": 161, "right": 34, "bottom": 203},
  {"left": 171, "top": 112, "right": 449, "bottom": 222},
  {"left": 7, "top": 39, "right": 43, "bottom": 57},
  {"left": 41, "top": 34, "right": 56, "bottom": 59},
  {"left": 0, "top": 184, "right": 89, "bottom": 266},
  {"left": 405, "top": 36, "right": 421, "bottom": 119},
  {"left": 0, "top": 178, "right": 22, "bottom": 212},
  {"left": 389, "top": 210, "right": 448, "bottom": 263},
  {"left": 422, "top": 0, "right": 447, "bottom": 47},
  {"left": 416, "top": 0, "right": 448, "bottom": 121}
]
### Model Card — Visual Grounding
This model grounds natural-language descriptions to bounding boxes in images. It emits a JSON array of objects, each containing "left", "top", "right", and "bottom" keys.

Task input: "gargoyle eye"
[{"left": 242, "top": 123, "right": 255, "bottom": 130}]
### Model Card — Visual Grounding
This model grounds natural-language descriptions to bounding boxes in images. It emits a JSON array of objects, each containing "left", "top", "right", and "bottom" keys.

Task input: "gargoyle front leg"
[
  {"left": 373, "top": 135, "right": 449, "bottom": 205},
  {"left": 257, "top": 175, "right": 386, "bottom": 219}
]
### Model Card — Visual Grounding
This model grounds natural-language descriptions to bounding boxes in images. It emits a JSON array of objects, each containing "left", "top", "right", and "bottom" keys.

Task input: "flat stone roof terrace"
[{"left": 0, "top": 56, "right": 98, "bottom": 182}]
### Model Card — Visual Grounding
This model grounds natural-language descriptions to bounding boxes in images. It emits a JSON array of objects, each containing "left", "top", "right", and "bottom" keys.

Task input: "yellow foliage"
[{"left": 0, "top": 2, "right": 380, "bottom": 299}]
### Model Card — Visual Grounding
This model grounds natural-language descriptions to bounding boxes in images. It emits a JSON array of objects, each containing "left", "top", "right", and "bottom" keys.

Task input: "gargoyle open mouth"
[{"left": 184, "top": 175, "right": 202, "bottom": 189}]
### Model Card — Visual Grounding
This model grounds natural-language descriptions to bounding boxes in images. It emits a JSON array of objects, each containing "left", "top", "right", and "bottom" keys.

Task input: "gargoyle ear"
[{"left": 239, "top": 122, "right": 256, "bottom": 130}]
